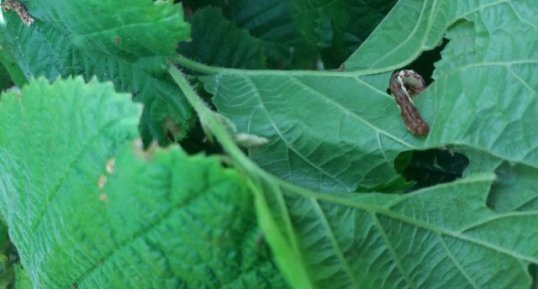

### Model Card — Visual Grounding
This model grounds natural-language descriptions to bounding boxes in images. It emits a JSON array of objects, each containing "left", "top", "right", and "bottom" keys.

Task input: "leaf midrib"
[
  {"left": 277, "top": 175, "right": 538, "bottom": 264},
  {"left": 73, "top": 168, "right": 223, "bottom": 288},
  {"left": 29, "top": 115, "right": 131, "bottom": 237}
]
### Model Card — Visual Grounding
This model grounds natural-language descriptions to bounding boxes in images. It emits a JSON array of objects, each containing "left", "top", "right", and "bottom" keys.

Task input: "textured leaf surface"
[
  {"left": 289, "top": 0, "right": 396, "bottom": 66},
  {"left": 262, "top": 174, "right": 538, "bottom": 289},
  {"left": 173, "top": 66, "right": 538, "bottom": 289},
  {"left": 14, "top": 266, "right": 31, "bottom": 289},
  {"left": 221, "top": 0, "right": 308, "bottom": 68},
  {"left": 179, "top": 1, "right": 313, "bottom": 69},
  {"left": 178, "top": 7, "right": 266, "bottom": 69},
  {"left": 0, "top": 77, "right": 286, "bottom": 289},
  {"left": 205, "top": 0, "right": 538, "bottom": 193},
  {"left": 0, "top": 0, "right": 192, "bottom": 144}
]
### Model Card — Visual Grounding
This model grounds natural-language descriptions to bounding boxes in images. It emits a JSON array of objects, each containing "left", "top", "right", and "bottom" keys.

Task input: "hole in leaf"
[
  {"left": 385, "top": 37, "right": 449, "bottom": 95},
  {"left": 180, "top": 120, "right": 225, "bottom": 156},
  {"left": 395, "top": 148, "right": 469, "bottom": 191},
  {"left": 404, "top": 38, "right": 449, "bottom": 85}
]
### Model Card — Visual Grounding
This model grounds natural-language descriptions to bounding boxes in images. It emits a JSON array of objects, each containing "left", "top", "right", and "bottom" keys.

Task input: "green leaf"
[
  {"left": 461, "top": 148, "right": 538, "bottom": 214},
  {"left": 266, "top": 173, "right": 538, "bottom": 289},
  {"left": 0, "top": 28, "right": 27, "bottom": 88},
  {"left": 178, "top": 7, "right": 266, "bottom": 69},
  {"left": 489, "top": 161, "right": 538, "bottom": 213},
  {"left": 399, "top": 149, "right": 469, "bottom": 190},
  {"left": 0, "top": 77, "right": 286, "bottom": 289},
  {"left": 0, "top": 0, "right": 192, "bottom": 144},
  {"left": 289, "top": 0, "right": 396, "bottom": 67},
  {"left": 221, "top": 0, "right": 311, "bottom": 68},
  {"left": 200, "top": 0, "right": 538, "bottom": 193},
  {"left": 171, "top": 65, "right": 538, "bottom": 289},
  {"left": 178, "top": 2, "right": 317, "bottom": 70},
  {"left": 13, "top": 266, "right": 32, "bottom": 289},
  {"left": 204, "top": 71, "right": 421, "bottom": 192}
]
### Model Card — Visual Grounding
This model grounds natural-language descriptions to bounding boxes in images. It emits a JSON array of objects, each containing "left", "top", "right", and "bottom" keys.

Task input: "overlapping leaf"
[
  {"left": 179, "top": 1, "right": 313, "bottom": 69},
  {"left": 172, "top": 66, "right": 538, "bottom": 289},
  {"left": 174, "top": 0, "right": 538, "bottom": 288},
  {"left": 203, "top": 0, "right": 538, "bottom": 193},
  {"left": 178, "top": 7, "right": 266, "bottom": 69},
  {"left": 254, "top": 173, "right": 538, "bottom": 289},
  {"left": 0, "top": 0, "right": 192, "bottom": 144},
  {"left": 0, "top": 77, "right": 286, "bottom": 289},
  {"left": 288, "top": 0, "right": 396, "bottom": 66},
  {"left": 221, "top": 0, "right": 309, "bottom": 68}
]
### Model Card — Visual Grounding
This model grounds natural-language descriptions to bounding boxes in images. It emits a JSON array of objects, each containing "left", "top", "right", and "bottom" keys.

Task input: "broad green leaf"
[
  {"left": 199, "top": 0, "right": 538, "bottom": 193},
  {"left": 261, "top": 173, "right": 538, "bottom": 289},
  {"left": 204, "top": 71, "right": 421, "bottom": 192},
  {"left": 461, "top": 148, "right": 538, "bottom": 213},
  {"left": 288, "top": 0, "right": 396, "bottom": 67},
  {"left": 0, "top": 34, "right": 26, "bottom": 88},
  {"left": 179, "top": 2, "right": 315, "bottom": 70},
  {"left": 221, "top": 0, "right": 311, "bottom": 68},
  {"left": 172, "top": 65, "right": 538, "bottom": 289},
  {"left": 178, "top": 7, "right": 266, "bottom": 69},
  {"left": 0, "top": 0, "right": 192, "bottom": 144},
  {"left": 0, "top": 77, "right": 286, "bottom": 289}
]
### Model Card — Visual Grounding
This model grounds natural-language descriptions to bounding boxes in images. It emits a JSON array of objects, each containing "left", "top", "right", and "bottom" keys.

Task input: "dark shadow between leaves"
[{"left": 394, "top": 148, "right": 470, "bottom": 192}]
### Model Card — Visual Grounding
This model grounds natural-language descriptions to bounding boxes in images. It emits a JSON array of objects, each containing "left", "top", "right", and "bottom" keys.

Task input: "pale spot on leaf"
[
  {"left": 98, "top": 174, "right": 107, "bottom": 189},
  {"left": 106, "top": 158, "right": 115, "bottom": 174}
]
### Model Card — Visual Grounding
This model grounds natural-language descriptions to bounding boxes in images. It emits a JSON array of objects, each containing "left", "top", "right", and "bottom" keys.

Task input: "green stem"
[
  {"left": 169, "top": 64, "right": 315, "bottom": 289},
  {"left": 174, "top": 54, "right": 227, "bottom": 75},
  {"left": 169, "top": 65, "right": 254, "bottom": 170},
  {"left": 174, "top": 54, "right": 370, "bottom": 78}
]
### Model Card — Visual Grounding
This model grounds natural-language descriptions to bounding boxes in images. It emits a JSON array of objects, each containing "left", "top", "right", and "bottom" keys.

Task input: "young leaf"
[
  {"left": 0, "top": 77, "right": 286, "bottom": 289},
  {"left": 0, "top": 0, "right": 192, "bottom": 144}
]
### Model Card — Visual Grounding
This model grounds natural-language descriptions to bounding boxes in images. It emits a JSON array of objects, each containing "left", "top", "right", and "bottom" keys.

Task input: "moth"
[{"left": 389, "top": 70, "right": 429, "bottom": 137}]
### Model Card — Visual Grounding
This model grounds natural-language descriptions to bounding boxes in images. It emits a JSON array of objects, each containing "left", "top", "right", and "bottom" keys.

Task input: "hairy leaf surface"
[
  {"left": 178, "top": 7, "right": 266, "bottom": 69},
  {"left": 173, "top": 1, "right": 538, "bottom": 287},
  {"left": 0, "top": 0, "right": 192, "bottom": 144},
  {"left": 0, "top": 77, "right": 286, "bottom": 289}
]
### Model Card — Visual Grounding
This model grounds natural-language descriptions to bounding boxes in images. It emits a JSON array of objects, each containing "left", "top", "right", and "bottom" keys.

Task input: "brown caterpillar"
[
  {"left": 389, "top": 70, "right": 429, "bottom": 137},
  {"left": 1, "top": 0, "right": 34, "bottom": 26}
]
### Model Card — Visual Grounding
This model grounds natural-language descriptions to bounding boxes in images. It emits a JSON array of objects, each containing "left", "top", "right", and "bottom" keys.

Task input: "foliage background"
[{"left": 0, "top": 0, "right": 537, "bottom": 289}]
